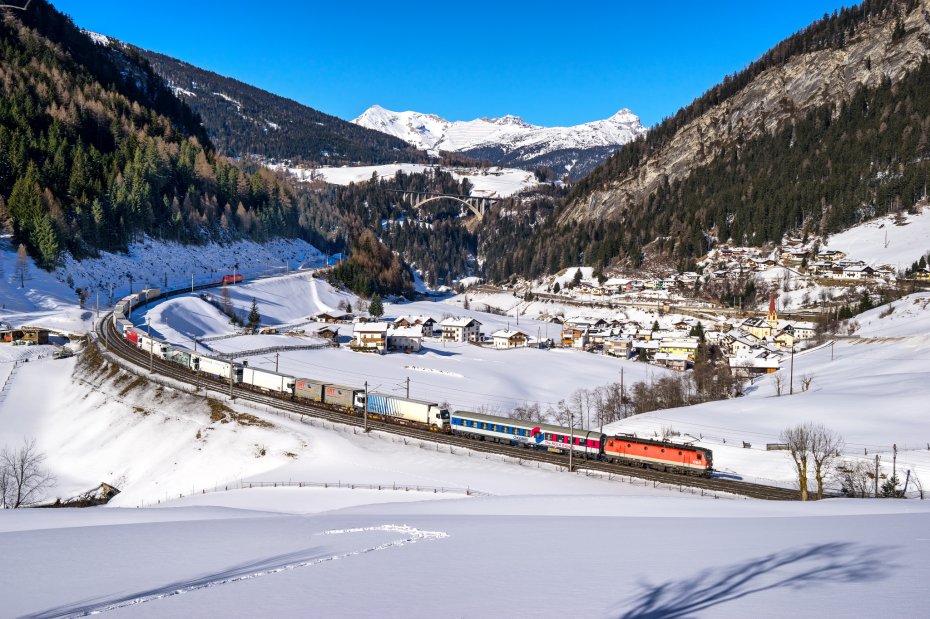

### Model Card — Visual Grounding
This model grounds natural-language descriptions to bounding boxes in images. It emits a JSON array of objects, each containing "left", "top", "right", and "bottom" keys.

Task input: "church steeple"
[{"left": 768, "top": 291, "right": 778, "bottom": 332}]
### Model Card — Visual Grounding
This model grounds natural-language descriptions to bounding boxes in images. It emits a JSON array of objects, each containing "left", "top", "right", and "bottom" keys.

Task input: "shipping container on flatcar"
[
  {"left": 364, "top": 393, "right": 449, "bottom": 430},
  {"left": 241, "top": 366, "right": 296, "bottom": 396},
  {"left": 140, "top": 288, "right": 161, "bottom": 302},
  {"left": 322, "top": 384, "right": 361, "bottom": 409},
  {"left": 196, "top": 355, "right": 242, "bottom": 381},
  {"left": 139, "top": 334, "right": 169, "bottom": 359},
  {"left": 164, "top": 347, "right": 194, "bottom": 370},
  {"left": 295, "top": 378, "right": 327, "bottom": 402}
]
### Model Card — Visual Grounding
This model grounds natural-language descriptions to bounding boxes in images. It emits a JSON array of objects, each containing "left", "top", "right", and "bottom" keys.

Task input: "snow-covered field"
[
  {"left": 3, "top": 265, "right": 930, "bottom": 616},
  {"left": 1, "top": 493, "right": 928, "bottom": 618},
  {"left": 273, "top": 162, "right": 539, "bottom": 198},
  {"left": 826, "top": 205, "right": 930, "bottom": 269},
  {"left": 606, "top": 294, "right": 930, "bottom": 490}
]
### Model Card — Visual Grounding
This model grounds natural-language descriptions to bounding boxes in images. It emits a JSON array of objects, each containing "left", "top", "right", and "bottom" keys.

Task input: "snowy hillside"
[
  {"left": 353, "top": 104, "right": 646, "bottom": 177},
  {"left": 825, "top": 204, "right": 930, "bottom": 270}
]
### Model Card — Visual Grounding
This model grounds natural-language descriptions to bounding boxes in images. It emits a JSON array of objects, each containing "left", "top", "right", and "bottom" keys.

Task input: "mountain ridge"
[{"left": 353, "top": 105, "right": 646, "bottom": 178}]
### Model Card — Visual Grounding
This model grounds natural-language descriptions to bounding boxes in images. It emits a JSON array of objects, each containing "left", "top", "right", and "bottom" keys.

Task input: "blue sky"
[{"left": 52, "top": 0, "right": 853, "bottom": 127}]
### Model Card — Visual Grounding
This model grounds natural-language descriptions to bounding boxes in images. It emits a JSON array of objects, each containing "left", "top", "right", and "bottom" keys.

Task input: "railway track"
[{"left": 96, "top": 310, "right": 800, "bottom": 501}]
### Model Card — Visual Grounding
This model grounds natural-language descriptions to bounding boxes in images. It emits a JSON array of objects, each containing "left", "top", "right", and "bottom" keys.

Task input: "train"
[
  {"left": 109, "top": 289, "right": 714, "bottom": 477},
  {"left": 221, "top": 274, "right": 243, "bottom": 285}
]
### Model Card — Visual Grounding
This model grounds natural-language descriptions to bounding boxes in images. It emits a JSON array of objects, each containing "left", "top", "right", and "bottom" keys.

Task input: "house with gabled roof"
[{"left": 439, "top": 316, "right": 482, "bottom": 342}]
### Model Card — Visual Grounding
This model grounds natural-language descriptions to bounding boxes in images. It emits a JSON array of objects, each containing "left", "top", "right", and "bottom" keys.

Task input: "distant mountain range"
[
  {"left": 87, "top": 35, "right": 427, "bottom": 166},
  {"left": 353, "top": 105, "right": 647, "bottom": 178}
]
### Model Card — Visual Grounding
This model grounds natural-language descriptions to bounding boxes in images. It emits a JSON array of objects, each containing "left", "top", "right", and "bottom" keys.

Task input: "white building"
[
  {"left": 352, "top": 322, "right": 388, "bottom": 354},
  {"left": 439, "top": 317, "right": 482, "bottom": 343},
  {"left": 387, "top": 325, "right": 422, "bottom": 352},
  {"left": 491, "top": 329, "right": 528, "bottom": 349}
]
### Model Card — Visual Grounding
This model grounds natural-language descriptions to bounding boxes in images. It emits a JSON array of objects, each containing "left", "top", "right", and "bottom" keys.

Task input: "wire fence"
[{"left": 137, "top": 479, "right": 491, "bottom": 507}]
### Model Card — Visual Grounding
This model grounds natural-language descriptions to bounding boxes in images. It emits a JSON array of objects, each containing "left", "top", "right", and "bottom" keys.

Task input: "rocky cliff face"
[{"left": 562, "top": 4, "right": 930, "bottom": 224}]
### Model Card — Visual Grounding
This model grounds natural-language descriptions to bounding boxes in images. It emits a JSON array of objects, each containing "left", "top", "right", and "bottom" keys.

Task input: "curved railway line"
[{"left": 94, "top": 292, "right": 800, "bottom": 501}]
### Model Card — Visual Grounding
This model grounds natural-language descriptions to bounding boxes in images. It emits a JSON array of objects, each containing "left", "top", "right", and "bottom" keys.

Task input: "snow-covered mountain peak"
[{"left": 352, "top": 104, "right": 646, "bottom": 176}]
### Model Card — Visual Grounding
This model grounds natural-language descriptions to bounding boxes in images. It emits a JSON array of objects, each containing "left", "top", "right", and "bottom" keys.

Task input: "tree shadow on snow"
[
  {"left": 614, "top": 542, "right": 894, "bottom": 619},
  {"left": 24, "top": 545, "right": 334, "bottom": 618}
]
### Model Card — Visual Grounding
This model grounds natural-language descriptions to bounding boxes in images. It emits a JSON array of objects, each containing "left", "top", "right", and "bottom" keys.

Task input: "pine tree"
[
  {"left": 552, "top": 281, "right": 561, "bottom": 294},
  {"left": 30, "top": 214, "right": 59, "bottom": 269},
  {"left": 369, "top": 293, "right": 384, "bottom": 318},
  {"left": 247, "top": 297, "right": 261, "bottom": 329}
]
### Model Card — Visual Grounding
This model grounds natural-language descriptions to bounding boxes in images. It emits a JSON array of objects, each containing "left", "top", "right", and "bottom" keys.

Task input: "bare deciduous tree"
[
  {"left": 833, "top": 459, "right": 873, "bottom": 498},
  {"left": 801, "top": 374, "right": 814, "bottom": 392},
  {"left": 781, "top": 424, "right": 812, "bottom": 500},
  {"left": 0, "top": 438, "right": 55, "bottom": 508},
  {"left": 809, "top": 423, "right": 844, "bottom": 499},
  {"left": 773, "top": 374, "right": 784, "bottom": 397},
  {"left": 15, "top": 243, "right": 29, "bottom": 288}
]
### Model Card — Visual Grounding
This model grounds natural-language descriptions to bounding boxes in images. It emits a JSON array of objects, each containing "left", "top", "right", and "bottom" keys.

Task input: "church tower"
[{"left": 767, "top": 291, "right": 778, "bottom": 334}]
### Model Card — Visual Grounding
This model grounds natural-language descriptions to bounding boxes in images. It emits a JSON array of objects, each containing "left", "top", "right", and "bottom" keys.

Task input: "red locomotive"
[{"left": 221, "top": 274, "right": 243, "bottom": 285}]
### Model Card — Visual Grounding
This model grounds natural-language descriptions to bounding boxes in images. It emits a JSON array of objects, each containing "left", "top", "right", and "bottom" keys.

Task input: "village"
[{"left": 301, "top": 285, "right": 814, "bottom": 382}]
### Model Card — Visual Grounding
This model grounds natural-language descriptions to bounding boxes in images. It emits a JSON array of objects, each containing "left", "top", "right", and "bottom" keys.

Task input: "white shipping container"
[
  {"left": 140, "top": 288, "right": 161, "bottom": 301},
  {"left": 197, "top": 355, "right": 237, "bottom": 380},
  {"left": 365, "top": 393, "right": 449, "bottom": 429},
  {"left": 241, "top": 367, "right": 295, "bottom": 395}
]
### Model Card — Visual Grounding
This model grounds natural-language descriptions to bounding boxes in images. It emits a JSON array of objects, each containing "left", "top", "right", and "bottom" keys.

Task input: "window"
[
  {"left": 697, "top": 454, "right": 702, "bottom": 460},
  {"left": 546, "top": 433, "right": 553, "bottom": 440},
  {"left": 678, "top": 451, "right": 682, "bottom": 455},
  {"left": 661, "top": 449, "right": 665, "bottom": 453},
  {"left": 627, "top": 443, "right": 632, "bottom": 448}
]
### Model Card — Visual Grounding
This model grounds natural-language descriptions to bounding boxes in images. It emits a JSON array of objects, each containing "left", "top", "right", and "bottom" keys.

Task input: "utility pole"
[
  {"left": 568, "top": 409, "right": 574, "bottom": 473},
  {"left": 191, "top": 273, "right": 195, "bottom": 293},
  {"left": 789, "top": 346, "right": 795, "bottom": 395},
  {"left": 831, "top": 341, "right": 834, "bottom": 361},
  {"left": 405, "top": 376, "right": 410, "bottom": 399},
  {"left": 620, "top": 367, "right": 625, "bottom": 417},
  {"left": 364, "top": 381, "right": 369, "bottom": 432},
  {"left": 229, "top": 359, "right": 235, "bottom": 400},
  {"left": 147, "top": 318, "right": 153, "bottom": 373},
  {"left": 275, "top": 352, "right": 279, "bottom": 373},
  {"left": 893, "top": 443, "right": 898, "bottom": 487},
  {"left": 874, "top": 454, "right": 880, "bottom": 497},
  {"left": 95, "top": 289, "right": 100, "bottom": 319}
]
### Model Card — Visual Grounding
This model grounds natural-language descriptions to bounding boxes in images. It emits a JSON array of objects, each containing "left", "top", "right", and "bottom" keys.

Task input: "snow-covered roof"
[
  {"left": 353, "top": 322, "right": 388, "bottom": 333},
  {"left": 491, "top": 329, "right": 528, "bottom": 339},
  {"left": 387, "top": 326, "right": 423, "bottom": 338},
  {"left": 440, "top": 317, "right": 481, "bottom": 328}
]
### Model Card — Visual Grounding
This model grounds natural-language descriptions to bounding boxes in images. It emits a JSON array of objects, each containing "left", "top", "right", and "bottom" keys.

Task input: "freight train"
[{"left": 110, "top": 289, "right": 714, "bottom": 477}]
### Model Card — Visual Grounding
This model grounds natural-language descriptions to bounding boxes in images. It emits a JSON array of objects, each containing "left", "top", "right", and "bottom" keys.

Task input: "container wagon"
[
  {"left": 140, "top": 288, "right": 161, "bottom": 302},
  {"left": 322, "top": 384, "right": 361, "bottom": 410},
  {"left": 196, "top": 355, "right": 242, "bottom": 382},
  {"left": 241, "top": 366, "right": 296, "bottom": 396},
  {"left": 295, "top": 378, "right": 327, "bottom": 403},
  {"left": 164, "top": 347, "right": 196, "bottom": 371},
  {"left": 125, "top": 328, "right": 142, "bottom": 344},
  {"left": 363, "top": 393, "right": 450, "bottom": 431},
  {"left": 139, "top": 334, "right": 169, "bottom": 359}
]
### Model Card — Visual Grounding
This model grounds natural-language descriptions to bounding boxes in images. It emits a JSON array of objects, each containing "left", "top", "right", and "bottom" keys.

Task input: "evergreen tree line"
[{"left": 0, "top": 2, "right": 342, "bottom": 268}]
